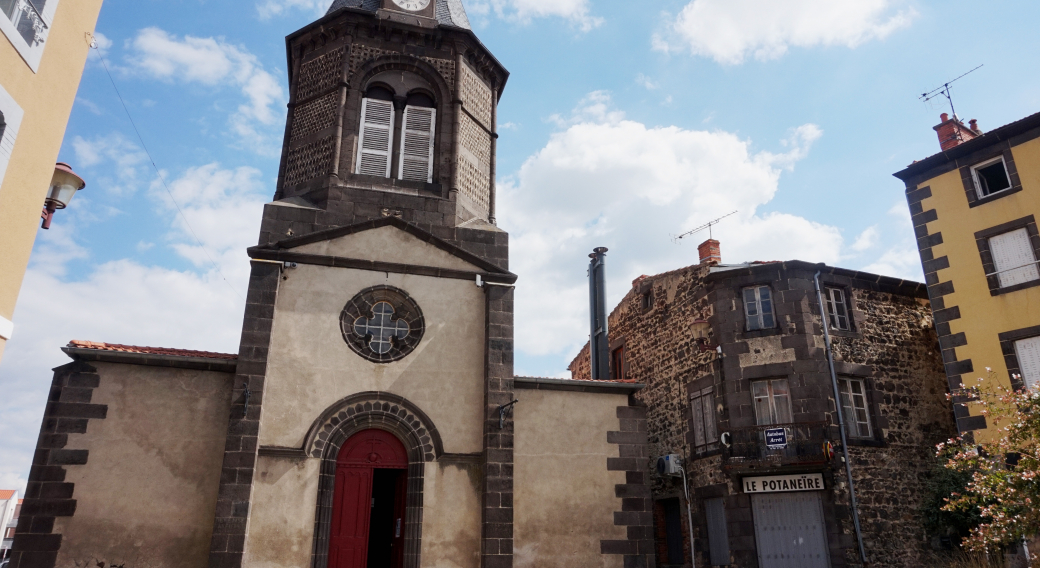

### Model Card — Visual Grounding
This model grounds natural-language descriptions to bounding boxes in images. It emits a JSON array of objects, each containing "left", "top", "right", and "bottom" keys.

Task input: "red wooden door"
[{"left": 329, "top": 429, "right": 409, "bottom": 568}]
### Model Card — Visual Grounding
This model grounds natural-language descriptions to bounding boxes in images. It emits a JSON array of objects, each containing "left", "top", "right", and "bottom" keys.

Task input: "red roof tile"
[
  {"left": 68, "top": 340, "right": 237, "bottom": 360},
  {"left": 0, "top": 490, "right": 15, "bottom": 500}
]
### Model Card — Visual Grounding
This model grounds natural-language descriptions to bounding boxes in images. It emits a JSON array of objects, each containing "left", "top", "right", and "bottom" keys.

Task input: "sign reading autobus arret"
[{"left": 742, "top": 473, "right": 824, "bottom": 494}]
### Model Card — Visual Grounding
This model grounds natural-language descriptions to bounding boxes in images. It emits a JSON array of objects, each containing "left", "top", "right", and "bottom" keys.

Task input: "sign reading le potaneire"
[{"left": 743, "top": 473, "right": 824, "bottom": 494}]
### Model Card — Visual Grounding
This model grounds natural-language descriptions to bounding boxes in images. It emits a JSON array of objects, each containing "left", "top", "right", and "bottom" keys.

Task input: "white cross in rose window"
[{"left": 353, "top": 302, "right": 410, "bottom": 354}]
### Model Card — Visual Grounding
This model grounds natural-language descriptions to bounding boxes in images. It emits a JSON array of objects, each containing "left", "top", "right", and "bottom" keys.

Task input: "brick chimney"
[
  {"left": 934, "top": 112, "right": 982, "bottom": 151},
  {"left": 698, "top": 239, "right": 721, "bottom": 265}
]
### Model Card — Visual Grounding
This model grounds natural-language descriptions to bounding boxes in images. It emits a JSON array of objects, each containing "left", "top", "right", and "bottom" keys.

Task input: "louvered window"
[
  {"left": 398, "top": 105, "right": 435, "bottom": 183},
  {"left": 690, "top": 387, "right": 718, "bottom": 454},
  {"left": 355, "top": 98, "right": 394, "bottom": 178},
  {"left": 1016, "top": 336, "right": 1040, "bottom": 391},
  {"left": 989, "top": 228, "right": 1040, "bottom": 288}
]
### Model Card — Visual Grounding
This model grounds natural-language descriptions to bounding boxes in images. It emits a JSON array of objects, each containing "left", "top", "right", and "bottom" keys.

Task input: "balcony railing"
[
  {"left": 0, "top": 0, "right": 48, "bottom": 46},
  {"left": 722, "top": 421, "right": 831, "bottom": 468}
]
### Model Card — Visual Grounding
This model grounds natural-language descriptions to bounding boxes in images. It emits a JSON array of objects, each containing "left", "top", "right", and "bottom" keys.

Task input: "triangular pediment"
[{"left": 250, "top": 217, "right": 513, "bottom": 277}]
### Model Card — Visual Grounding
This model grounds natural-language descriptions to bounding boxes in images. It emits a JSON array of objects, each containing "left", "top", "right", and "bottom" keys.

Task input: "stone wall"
[{"left": 570, "top": 261, "right": 957, "bottom": 568}]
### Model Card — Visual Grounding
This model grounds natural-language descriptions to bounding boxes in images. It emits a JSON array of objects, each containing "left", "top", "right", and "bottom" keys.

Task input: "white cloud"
[
  {"left": 71, "top": 133, "right": 149, "bottom": 196},
  {"left": 0, "top": 155, "right": 268, "bottom": 494},
  {"left": 636, "top": 73, "right": 659, "bottom": 90},
  {"left": 851, "top": 225, "right": 879, "bottom": 252},
  {"left": 860, "top": 200, "right": 922, "bottom": 281},
  {"left": 471, "top": 0, "right": 602, "bottom": 30},
  {"left": 256, "top": 0, "right": 326, "bottom": 19},
  {"left": 126, "top": 27, "right": 286, "bottom": 153},
  {"left": 500, "top": 92, "right": 840, "bottom": 362},
  {"left": 655, "top": 0, "right": 916, "bottom": 64}
]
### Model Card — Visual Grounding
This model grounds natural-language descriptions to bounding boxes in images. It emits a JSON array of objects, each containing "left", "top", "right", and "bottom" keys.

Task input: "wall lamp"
[{"left": 41, "top": 162, "right": 85, "bottom": 230}]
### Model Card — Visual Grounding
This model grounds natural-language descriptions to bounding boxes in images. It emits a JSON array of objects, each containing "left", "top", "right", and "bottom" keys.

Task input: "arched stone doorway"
[{"left": 329, "top": 429, "right": 408, "bottom": 568}]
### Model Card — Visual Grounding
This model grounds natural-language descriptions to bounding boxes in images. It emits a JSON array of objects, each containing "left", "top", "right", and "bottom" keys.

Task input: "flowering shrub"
[{"left": 940, "top": 370, "right": 1040, "bottom": 552}]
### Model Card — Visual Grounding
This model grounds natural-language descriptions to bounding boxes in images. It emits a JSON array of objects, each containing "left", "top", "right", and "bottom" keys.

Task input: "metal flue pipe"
[{"left": 588, "top": 247, "right": 610, "bottom": 381}]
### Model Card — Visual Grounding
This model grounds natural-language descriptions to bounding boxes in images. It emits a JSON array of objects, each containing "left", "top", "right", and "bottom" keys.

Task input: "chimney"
[
  {"left": 698, "top": 239, "right": 721, "bottom": 265},
  {"left": 934, "top": 112, "right": 982, "bottom": 151},
  {"left": 588, "top": 247, "right": 609, "bottom": 381}
]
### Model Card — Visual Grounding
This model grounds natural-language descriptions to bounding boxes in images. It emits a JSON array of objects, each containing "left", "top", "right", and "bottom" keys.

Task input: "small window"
[
  {"left": 690, "top": 387, "right": 717, "bottom": 453},
  {"left": 640, "top": 290, "right": 652, "bottom": 310},
  {"left": 838, "top": 378, "right": 872, "bottom": 438},
  {"left": 972, "top": 156, "right": 1012, "bottom": 198},
  {"left": 989, "top": 228, "right": 1040, "bottom": 288},
  {"left": 743, "top": 285, "right": 775, "bottom": 331},
  {"left": 1015, "top": 336, "right": 1040, "bottom": 391},
  {"left": 823, "top": 287, "right": 850, "bottom": 331},
  {"left": 0, "top": 0, "right": 55, "bottom": 71},
  {"left": 751, "top": 379, "right": 792, "bottom": 425},
  {"left": 610, "top": 346, "right": 625, "bottom": 381}
]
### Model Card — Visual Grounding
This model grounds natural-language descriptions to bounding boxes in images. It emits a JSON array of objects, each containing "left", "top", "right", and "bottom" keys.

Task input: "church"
[{"left": 6, "top": 2, "right": 656, "bottom": 568}]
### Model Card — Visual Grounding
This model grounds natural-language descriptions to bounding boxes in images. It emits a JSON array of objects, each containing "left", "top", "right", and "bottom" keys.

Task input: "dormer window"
[{"left": 355, "top": 79, "right": 437, "bottom": 184}]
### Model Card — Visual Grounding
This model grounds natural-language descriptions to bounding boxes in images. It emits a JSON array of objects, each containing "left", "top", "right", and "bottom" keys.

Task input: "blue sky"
[{"left": 1, "top": 0, "right": 1039, "bottom": 491}]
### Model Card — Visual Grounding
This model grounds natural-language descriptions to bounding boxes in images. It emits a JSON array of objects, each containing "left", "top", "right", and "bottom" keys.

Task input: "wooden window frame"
[
  {"left": 823, "top": 286, "right": 852, "bottom": 331},
  {"left": 742, "top": 285, "right": 776, "bottom": 332},
  {"left": 959, "top": 146, "right": 1023, "bottom": 208},
  {"left": 838, "top": 377, "right": 873, "bottom": 439},
  {"left": 971, "top": 156, "right": 1014, "bottom": 199},
  {"left": 750, "top": 378, "right": 792, "bottom": 426}
]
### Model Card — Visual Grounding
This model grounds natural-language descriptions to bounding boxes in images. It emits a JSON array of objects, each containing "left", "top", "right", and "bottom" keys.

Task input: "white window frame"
[
  {"left": 837, "top": 377, "right": 872, "bottom": 439},
  {"left": 1015, "top": 336, "right": 1040, "bottom": 391},
  {"left": 690, "top": 387, "right": 717, "bottom": 453},
  {"left": 971, "top": 156, "right": 1013, "bottom": 199},
  {"left": 0, "top": 81, "right": 24, "bottom": 195},
  {"left": 823, "top": 286, "right": 850, "bottom": 331},
  {"left": 743, "top": 285, "right": 775, "bottom": 331},
  {"left": 0, "top": 0, "right": 59, "bottom": 72},
  {"left": 751, "top": 379, "right": 793, "bottom": 426},
  {"left": 987, "top": 228, "right": 1040, "bottom": 289}
]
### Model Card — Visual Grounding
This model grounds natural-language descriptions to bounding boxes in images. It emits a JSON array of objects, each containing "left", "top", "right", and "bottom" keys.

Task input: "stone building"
[
  {"left": 570, "top": 243, "right": 957, "bottom": 567},
  {"left": 8, "top": 1, "right": 655, "bottom": 567}
]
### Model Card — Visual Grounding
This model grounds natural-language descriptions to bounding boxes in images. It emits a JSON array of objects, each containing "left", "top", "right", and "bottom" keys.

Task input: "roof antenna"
[
  {"left": 919, "top": 64, "right": 983, "bottom": 119},
  {"left": 672, "top": 210, "right": 737, "bottom": 243}
]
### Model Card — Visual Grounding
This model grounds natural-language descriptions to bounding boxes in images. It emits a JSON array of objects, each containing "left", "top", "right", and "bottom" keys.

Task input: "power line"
[{"left": 87, "top": 35, "right": 242, "bottom": 300}]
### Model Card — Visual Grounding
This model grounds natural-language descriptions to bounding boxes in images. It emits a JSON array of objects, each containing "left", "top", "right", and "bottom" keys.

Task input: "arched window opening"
[{"left": 356, "top": 72, "right": 438, "bottom": 184}]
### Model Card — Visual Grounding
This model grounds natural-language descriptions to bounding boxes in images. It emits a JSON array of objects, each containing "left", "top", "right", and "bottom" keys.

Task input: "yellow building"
[
  {"left": 895, "top": 111, "right": 1040, "bottom": 439},
  {"left": 0, "top": 0, "right": 105, "bottom": 361}
]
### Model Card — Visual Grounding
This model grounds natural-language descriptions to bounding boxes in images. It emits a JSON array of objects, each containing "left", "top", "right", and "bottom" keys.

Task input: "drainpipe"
[{"left": 813, "top": 270, "right": 868, "bottom": 565}]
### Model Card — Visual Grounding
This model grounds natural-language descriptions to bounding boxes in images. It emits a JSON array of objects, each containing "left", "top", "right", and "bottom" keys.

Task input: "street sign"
[{"left": 765, "top": 427, "right": 788, "bottom": 449}]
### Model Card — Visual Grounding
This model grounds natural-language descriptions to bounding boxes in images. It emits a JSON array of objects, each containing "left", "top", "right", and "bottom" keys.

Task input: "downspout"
[{"left": 814, "top": 271, "right": 868, "bottom": 565}]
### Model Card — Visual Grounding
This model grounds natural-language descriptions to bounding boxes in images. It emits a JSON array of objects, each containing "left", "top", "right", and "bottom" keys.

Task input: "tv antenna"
[
  {"left": 919, "top": 64, "right": 983, "bottom": 118},
  {"left": 673, "top": 210, "right": 737, "bottom": 243}
]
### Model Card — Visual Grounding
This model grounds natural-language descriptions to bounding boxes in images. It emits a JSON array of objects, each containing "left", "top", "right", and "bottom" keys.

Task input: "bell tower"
[{"left": 266, "top": 0, "right": 509, "bottom": 264}]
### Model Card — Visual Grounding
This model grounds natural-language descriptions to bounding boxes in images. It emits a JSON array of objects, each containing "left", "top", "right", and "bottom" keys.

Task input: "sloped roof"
[
  {"left": 67, "top": 341, "right": 237, "bottom": 360},
  {"left": 0, "top": 490, "right": 15, "bottom": 500},
  {"left": 326, "top": 0, "right": 471, "bottom": 29}
]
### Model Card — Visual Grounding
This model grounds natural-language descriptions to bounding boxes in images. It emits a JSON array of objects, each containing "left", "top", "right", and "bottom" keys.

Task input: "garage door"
[{"left": 751, "top": 492, "right": 830, "bottom": 568}]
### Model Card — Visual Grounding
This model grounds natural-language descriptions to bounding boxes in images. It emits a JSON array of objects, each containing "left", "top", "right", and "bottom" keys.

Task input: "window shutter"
[
  {"left": 1016, "top": 337, "right": 1040, "bottom": 391},
  {"left": 691, "top": 394, "right": 706, "bottom": 448},
  {"left": 990, "top": 228, "right": 1040, "bottom": 287},
  {"left": 398, "top": 105, "right": 435, "bottom": 183},
  {"left": 701, "top": 391, "right": 717, "bottom": 444},
  {"left": 355, "top": 98, "right": 394, "bottom": 178}
]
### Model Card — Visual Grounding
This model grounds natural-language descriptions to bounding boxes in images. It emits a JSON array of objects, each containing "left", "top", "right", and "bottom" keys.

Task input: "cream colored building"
[
  {"left": 895, "top": 111, "right": 1040, "bottom": 439},
  {"left": 0, "top": 0, "right": 104, "bottom": 361},
  {"left": 8, "top": 2, "right": 657, "bottom": 567}
]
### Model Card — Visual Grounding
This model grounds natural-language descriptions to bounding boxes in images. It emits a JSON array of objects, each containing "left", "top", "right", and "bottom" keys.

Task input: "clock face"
[{"left": 392, "top": 0, "right": 430, "bottom": 11}]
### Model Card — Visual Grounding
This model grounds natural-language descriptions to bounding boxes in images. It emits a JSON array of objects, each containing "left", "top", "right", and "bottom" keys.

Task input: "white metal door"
[{"left": 751, "top": 492, "right": 830, "bottom": 568}]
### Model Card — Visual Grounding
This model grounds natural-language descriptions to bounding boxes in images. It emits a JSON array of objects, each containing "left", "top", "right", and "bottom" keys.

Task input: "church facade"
[{"left": 7, "top": 2, "right": 656, "bottom": 568}]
